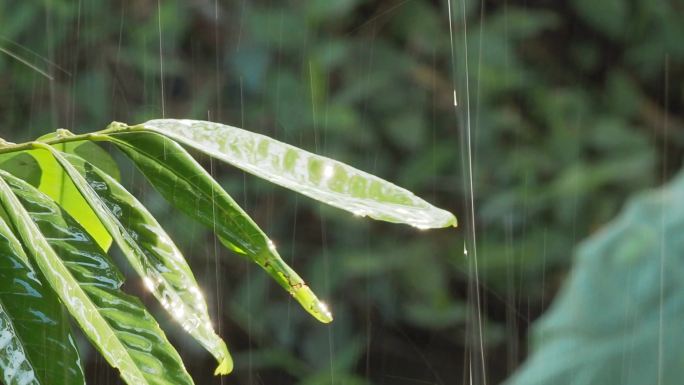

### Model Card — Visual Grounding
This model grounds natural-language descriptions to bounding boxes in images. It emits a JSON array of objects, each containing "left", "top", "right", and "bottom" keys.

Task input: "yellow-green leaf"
[{"left": 29, "top": 134, "right": 121, "bottom": 251}]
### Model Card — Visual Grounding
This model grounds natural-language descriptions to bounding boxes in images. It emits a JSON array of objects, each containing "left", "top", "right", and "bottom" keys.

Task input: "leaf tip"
[
  {"left": 449, "top": 214, "right": 458, "bottom": 228},
  {"left": 312, "top": 299, "right": 334, "bottom": 323},
  {"left": 434, "top": 210, "right": 457, "bottom": 229},
  {"left": 292, "top": 285, "right": 334, "bottom": 323},
  {"left": 410, "top": 211, "right": 457, "bottom": 230},
  {"left": 214, "top": 354, "right": 234, "bottom": 376}
]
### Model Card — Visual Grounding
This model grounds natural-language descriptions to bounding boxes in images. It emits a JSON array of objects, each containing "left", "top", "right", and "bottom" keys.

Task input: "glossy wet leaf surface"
[
  {"left": 107, "top": 131, "right": 333, "bottom": 323},
  {"left": 0, "top": 170, "right": 194, "bottom": 385},
  {"left": 0, "top": 216, "right": 84, "bottom": 385},
  {"left": 505, "top": 171, "right": 684, "bottom": 385},
  {"left": 134, "top": 119, "right": 456, "bottom": 229},
  {"left": 30, "top": 136, "right": 121, "bottom": 251},
  {"left": 38, "top": 146, "right": 232, "bottom": 373}
]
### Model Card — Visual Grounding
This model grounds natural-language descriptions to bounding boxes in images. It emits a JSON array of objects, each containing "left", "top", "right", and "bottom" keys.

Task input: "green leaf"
[
  {"left": 130, "top": 119, "right": 456, "bottom": 229},
  {"left": 0, "top": 170, "right": 194, "bottom": 385},
  {"left": 0, "top": 152, "right": 42, "bottom": 187},
  {"left": 106, "top": 130, "right": 333, "bottom": 323},
  {"left": 32, "top": 144, "right": 232, "bottom": 374},
  {"left": 28, "top": 133, "right": 121, "bottom": 251},
  {"left": 0, "top": 216, "right": 85, "bottom": 385},
  {"left": 505, "top": 171, "right": 684, "bottom": 385}
]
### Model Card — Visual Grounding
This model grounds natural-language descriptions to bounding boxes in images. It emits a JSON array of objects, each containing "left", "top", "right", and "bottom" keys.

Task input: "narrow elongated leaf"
[
  {"left": 106, "top": 131, "right": 333, "bottom": 323},
  {"left": 0, "top": 216, "right": 84, "bottom": 385},
  {"left": 0, "top": 170, "right": 194, "bottom": 385},
  {"left": 32, "top": 144, "right": 232, "bottom": 374},
  {"left": 128, "top": 119, "right": 456, "bottom": 229},
  {"left": 29, "top": 134, "right": 121, "bottom": 251}
]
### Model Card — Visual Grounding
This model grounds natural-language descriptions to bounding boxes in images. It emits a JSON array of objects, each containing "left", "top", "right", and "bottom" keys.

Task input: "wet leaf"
[
  {"left": 0, "top": 170, "right": 194, "bottom": 385},
  {"left": 106, "top": 130, "right": 333, "bottom": 323},
  {"left": 0, "top": 216, "right": 84, "bottom": 385},
  {"left": 132, "top": 119, "right": 456, "bottom": 229},
  {"left": 33, "top": 144, "right": 232, "bottom": 374},
  {"left": 29, "top": 134, "right": 121, "bottom": 251}
]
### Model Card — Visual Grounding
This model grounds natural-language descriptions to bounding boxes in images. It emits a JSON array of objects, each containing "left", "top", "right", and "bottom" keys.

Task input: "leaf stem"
[{"left": 0, "top": 121, "right": 130, "bottom": 155}]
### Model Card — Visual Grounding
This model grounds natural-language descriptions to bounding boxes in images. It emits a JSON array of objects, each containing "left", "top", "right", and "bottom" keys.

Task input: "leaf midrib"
[{"left": 0, "top": 171, "right": 149, "bottom": 384}]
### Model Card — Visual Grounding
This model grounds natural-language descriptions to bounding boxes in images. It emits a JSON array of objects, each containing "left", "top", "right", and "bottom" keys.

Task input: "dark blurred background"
[{"left": 0, "top": 0, "right": 682, "bottom": 384}]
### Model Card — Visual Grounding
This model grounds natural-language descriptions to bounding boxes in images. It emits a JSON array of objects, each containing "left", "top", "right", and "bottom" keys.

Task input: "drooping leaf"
[
  {"left": 28, "top": 133, "right": 121, "bottom": 251},
  {"left": 0, "top": 216, "right": 85, "bottom": 385},
  {"left": 0, "top": 170, "right": 194, "bottom": 385},
  {"left": 505, "top": 171, "right": 684, "bottom": 385},
  {"left": 127, "top": 119, "right": 456, "bottom": 229},
  {"left": 106, "top": 130, "right": 333, "bottom": 323},
  {"left": 31, "top": 144, "right": 232, "bottom": 374}
]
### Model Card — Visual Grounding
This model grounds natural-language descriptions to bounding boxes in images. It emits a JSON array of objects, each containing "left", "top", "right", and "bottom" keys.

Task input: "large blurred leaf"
[
  {"left": 129, "top": 119, "right": 456, "bottom": 229},
  {"left": 30, "top": 134, "right": 121, "bottom": 251},
  {"left": 0, "top": 170, "right": 194, "bottom": 385},
  {"left": 0, "top": 216, "right": 84, "bottom": 385},
  {"left": 505, "top": 171, "right": 684, "bottom": 385},
  {"left": 106, "top": 130, "right": 333, "bottom": 323},
  {"left": 33, "top": 145, "right": 232, "bottom": 374}
]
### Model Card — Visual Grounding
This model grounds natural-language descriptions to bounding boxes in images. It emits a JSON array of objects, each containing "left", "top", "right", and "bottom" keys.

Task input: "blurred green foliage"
[
  {"left": 0, "top": 0, "right": 682, "bottom": 384},
  {"left": 506, "top": 169, "right": 684, "bottom": 385}
]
